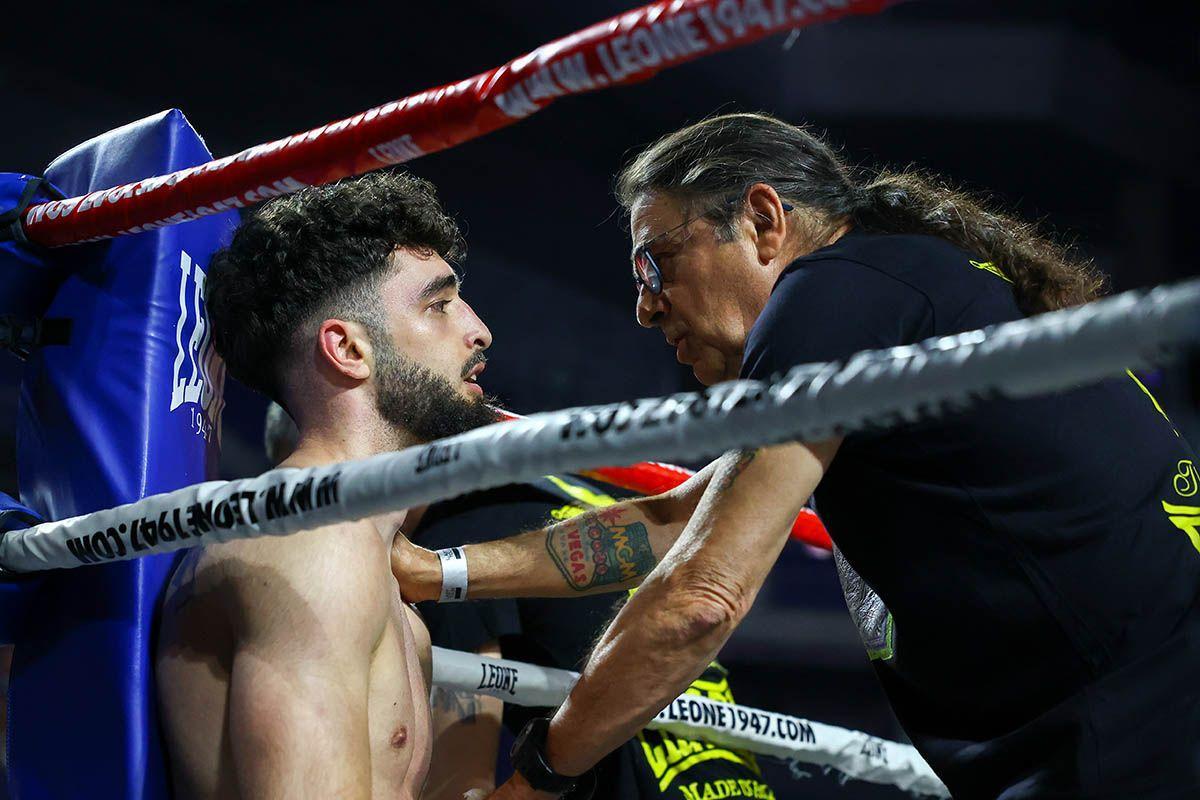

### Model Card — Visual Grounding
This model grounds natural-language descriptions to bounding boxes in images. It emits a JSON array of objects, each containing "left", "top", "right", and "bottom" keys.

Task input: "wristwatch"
[{"left": 510, "top": 717, "right": 593, "bottom": 797}]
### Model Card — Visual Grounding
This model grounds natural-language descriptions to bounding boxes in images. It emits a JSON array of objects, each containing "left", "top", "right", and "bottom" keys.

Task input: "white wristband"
[{"left": 436, "top": 547, "right": 468, "bottom": 603}]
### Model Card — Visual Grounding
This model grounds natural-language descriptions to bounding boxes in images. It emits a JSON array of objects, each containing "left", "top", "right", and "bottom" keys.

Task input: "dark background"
[{"left": 2, "top": 2, "right": 1198, "bottom": 797}]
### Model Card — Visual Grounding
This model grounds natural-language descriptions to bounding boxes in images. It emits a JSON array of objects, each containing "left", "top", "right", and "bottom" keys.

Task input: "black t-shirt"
[
  {"left": 416, "top": 475, "right": 775, "bottom": 800},
  {"left": 741, "top": 230, "right": 1200, "bottom": 798}
]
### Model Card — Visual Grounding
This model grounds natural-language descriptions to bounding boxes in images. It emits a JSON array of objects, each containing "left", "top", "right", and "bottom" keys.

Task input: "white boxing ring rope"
[
  {"left": 432, "top": 647, "right": 950, "bottom": 797},
  {"left": 2, "top": 277, "right": 1197, "bottom": 574},
  {"left": 1, "top": 278, "right": 1196, "bottom": 796}
]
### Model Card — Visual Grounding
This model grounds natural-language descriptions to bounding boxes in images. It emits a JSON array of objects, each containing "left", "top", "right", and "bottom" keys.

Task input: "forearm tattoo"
[
  {"left": 546, "top": 507, "right": 656, "bottom": 591},
  {"left": 716, "top": 449, "right": 758, "bottom": 493}
]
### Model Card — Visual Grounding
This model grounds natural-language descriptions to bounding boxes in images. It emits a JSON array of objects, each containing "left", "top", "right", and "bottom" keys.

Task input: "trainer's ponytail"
[
  {"left": 853, "top": 171, "right": 1105, "bottom": 314},
  {"left": 617, "top": 113, "right": 1106, "bottom": 315}
]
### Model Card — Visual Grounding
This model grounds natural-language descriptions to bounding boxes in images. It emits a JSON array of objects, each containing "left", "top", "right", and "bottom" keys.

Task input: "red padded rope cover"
[
  {"left": 22, "top": 0, "right": 896, "bottom": 248},
  {"left": 498, "top": 411, "right": 833, "bottom": 549}
]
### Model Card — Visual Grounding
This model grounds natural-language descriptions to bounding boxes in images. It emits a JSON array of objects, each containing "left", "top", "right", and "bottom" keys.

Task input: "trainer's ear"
[
  {"left": 317, "top": 318, "right": 372, "bottom": 382},
  {"left": 744, "top": 182, "right": 789, "bottom": 265}
]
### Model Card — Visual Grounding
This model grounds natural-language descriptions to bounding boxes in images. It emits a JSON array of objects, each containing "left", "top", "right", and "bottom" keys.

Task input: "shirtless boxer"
[{"left": 156, "top": 170, "right": 498, "bottom": 799}]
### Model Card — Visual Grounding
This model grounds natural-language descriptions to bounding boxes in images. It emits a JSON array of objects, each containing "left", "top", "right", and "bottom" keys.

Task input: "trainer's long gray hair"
[{"left": 615, "top": 113, "right": 1105, "bottom": 315}]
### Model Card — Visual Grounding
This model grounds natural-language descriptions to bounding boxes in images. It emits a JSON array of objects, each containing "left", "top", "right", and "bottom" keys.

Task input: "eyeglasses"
[{"left": 631, "top": 200, "right": 793, "bottom": 295}]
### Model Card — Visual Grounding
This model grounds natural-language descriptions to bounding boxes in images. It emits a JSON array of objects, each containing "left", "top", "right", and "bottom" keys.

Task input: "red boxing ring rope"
[
  {"left": 583, "top": 462, "right": 831, "bottom": 549},
  {"left": 21, "top": 0, "right": 860, "bottom": 550},
  {"left": 584, "top": 464, "right": 833, "bottom": 549},
  {"left": 498, "top": 411, "right": 833, "bottom": 549},
  {"left": 20, "top": 0, "right": 896, "bottom": 248}
]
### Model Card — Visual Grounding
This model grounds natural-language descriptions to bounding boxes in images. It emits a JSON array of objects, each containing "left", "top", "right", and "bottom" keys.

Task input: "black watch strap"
[{"left": 510, "top": 717, "right": 585, "bottom": 795}]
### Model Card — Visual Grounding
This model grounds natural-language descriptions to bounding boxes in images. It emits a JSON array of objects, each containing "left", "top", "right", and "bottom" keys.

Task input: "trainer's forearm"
[
  {"left": 538, "top": 443, "right": 836, "bottom": 778},
  {"left": 547, "top": 566, "right": 744, "bottom": 775},
  {"left": 396, "top": 466, "right": 718, "bottom": 603}
]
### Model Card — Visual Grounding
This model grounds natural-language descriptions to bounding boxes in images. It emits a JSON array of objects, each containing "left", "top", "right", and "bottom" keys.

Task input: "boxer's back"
[{"left": 157, "top": 517, "right": 432, "bottom": 799}]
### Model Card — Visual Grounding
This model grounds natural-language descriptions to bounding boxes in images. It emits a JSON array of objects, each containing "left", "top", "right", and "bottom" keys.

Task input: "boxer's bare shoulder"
[{"left": 157, "top": 516, "right": 431, "bottom": 799}]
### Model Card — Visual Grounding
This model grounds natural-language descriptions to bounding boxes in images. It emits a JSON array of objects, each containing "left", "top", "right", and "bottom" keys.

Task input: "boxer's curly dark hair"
[
  {"left": 206, "top": 170, "right": 464, "bottom": 401},
  {"left": 617, "top": 112, "right": 1105, "bottom": 316}
]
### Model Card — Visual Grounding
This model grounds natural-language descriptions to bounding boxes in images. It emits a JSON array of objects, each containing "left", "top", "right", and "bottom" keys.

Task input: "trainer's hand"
[
  {"left": 389, "top": 534, "right": 440, "bottom": 603},
  {"left": 484, "top": 773, "right": 558, "bottom": 800}
]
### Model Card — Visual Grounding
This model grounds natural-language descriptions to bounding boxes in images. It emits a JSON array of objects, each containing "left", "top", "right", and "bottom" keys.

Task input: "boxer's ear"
[{"left": 317, "top": 318, "right": 372, "bottom": 382}]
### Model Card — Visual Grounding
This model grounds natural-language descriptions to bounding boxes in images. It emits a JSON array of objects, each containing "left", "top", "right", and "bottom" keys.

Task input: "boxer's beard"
[{"left": 372, "top": 337, "right": 500, "bottom": 443}]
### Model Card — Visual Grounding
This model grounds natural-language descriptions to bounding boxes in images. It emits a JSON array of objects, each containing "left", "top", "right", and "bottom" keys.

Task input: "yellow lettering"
[
  {"left": 689, "top": 675, "right": 734, "bottom": 701},
  {"left": 1175, "top": 460, "right": 1199, "bottom": 498},
  {"left": 613, "top": 530, "right": 629, "bottom": 552},
  {"left": 662, "top": 734, "right": 703, "bottom": 763},
  {"left": 650, "top": 748, "right": 756, "bottom": 791},
  {"left": 664, "top": 774, "right": 773, "bottom": 799},
  {"left": 637, "top": 733, "right": 669, "bottom": 778},
  {"left": 612, "top": 528, "right": 640, "bottom": 580},
  {"left": 619, "top": 559, "right": 639, "bottom": 581}
]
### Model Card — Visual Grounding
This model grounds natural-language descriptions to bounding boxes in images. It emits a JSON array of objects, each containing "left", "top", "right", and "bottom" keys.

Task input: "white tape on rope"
[
  {"left": 432, "top": 645, "right": 577, "bottom": 707},
  {"left": 431, "top": 646, "right": 950, "bottom": 798},
  {"left": 2, "top": 278, "right": 1197, "bottom": 573}
]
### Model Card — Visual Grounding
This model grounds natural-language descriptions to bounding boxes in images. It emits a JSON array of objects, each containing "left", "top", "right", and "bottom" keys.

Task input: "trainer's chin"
[{"left": 690, "top": 352, "right": 728, "bottom": 387}]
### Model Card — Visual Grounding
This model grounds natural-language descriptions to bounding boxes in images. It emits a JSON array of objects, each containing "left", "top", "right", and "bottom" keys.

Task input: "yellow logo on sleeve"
[
  {"left": 969, "top": 260, "right": 1012, "bottom": 283},
  {"left": 1160, "top": 462, "right": 1200, "bottom": 555},
  {"left": 1162, "top": 501, "right": 1200, "bottom": 554}
]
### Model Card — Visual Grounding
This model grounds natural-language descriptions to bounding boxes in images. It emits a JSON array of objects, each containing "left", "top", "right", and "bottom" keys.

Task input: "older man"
[{"left": 397, "top": 113, "right": 1200, "bottom": 800}]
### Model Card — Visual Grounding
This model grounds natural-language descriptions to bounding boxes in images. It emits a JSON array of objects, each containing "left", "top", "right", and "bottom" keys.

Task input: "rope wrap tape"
[
  {"left": 2, "top": 277, "right": 1196, "bottom": 573},
  {"left": 21, "top": 0, "right": 896, "bottom": 248},
  {"left": 431, "top": 646, "right": 949, "bottom": 797}
]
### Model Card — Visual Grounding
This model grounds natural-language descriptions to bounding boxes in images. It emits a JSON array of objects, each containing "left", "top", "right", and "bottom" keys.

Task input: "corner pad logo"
[{"left": 170, "top": 250, "right": 225, "bottom": 445}]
